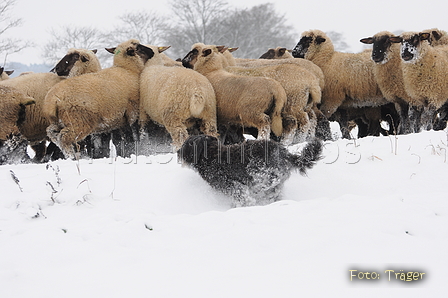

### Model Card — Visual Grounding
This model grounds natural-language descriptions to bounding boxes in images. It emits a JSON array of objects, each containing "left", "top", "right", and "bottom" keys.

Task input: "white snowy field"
[{"left": 1, "top": 128, "right": 447, "bottom": 297}]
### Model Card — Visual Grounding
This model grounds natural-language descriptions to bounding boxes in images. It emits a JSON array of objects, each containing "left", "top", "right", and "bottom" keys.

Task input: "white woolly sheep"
[
  {"left": 360, "top": 31, "right": 424, "bottom": 134},
  {"left": 390, "top": 31, "right": 448, "bottom": 130},
  {"left": 182, "top": 44, "right": 286, "bottom": 142},
  {"left": 0, "top": 48, "right": 102, "bottom": 161},
  {"left": 224, "top": 48, "right": 325, "bottom": 91},
  {"left": 187, "top": 43, "right": 330, "bottom": 142},
  {"left": 220, "top": 46, "right": 331, "bottom": 140},
  {"left": 139, "top": 45, "right": 218, "bottom": 150},
  {"left": 44, "top": 39, "right": 154, "bottom": 159},
  {"left": 225, "top": 61, "right": 321, "bottom": 143},
  {"left": 0, "top": 86, "right": 35, "bottom": 164},
  {"left": 292, "top": 29, "right": 387, "bottom": 118}
]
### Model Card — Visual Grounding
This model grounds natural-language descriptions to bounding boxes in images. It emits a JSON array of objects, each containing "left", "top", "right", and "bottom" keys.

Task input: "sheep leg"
[
  {"left": 421, "top": 105, "right": 438, "bottom": 131},
  {"left": 90, "top": 133, "right": 111, "bottom": 159},
  {"left": 306, "top": 108, "right": 318, "bottom": 140},
  {"left": 58, "top": 127, "right": 87, "bottom": 160},
  {"left": 409, "top": 105, "right": 423, "bottom": 133},
  {"left": 280, "top": 114, "right": 297, "bottom": 145},
  {"left": 111, "top": 124, "right": 138, "bottom": 158},
  {"left": 314, "top": 108, "right": 332, "bottom": 141},
  {"left": 434, "top": 102, "right": 448, "bottom": 131},
  {"left": 293, "top": 111, "right": 311, "bottom": 144},
  {"left": 45, "top": 141, "right": 65, "bottom": 161},
  {"left": 335, "top": 109, "right": 351, "bottom": 139},
  {"left": 31, "top": 141, "right": 47, "bottom": 163},
  {"left": 200, "top": 120, "right": 219, "bottom": 139},
  {"left": 393, "top": 102, "right": 411, "bottom": 135},
  {"left": 165, "top": 125, "right": 189, "bottom": 151}
]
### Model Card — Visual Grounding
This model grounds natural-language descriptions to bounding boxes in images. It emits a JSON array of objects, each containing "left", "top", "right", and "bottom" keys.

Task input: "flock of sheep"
[{"left": 0, "top": 28, "right": 447, "bottom": 165}]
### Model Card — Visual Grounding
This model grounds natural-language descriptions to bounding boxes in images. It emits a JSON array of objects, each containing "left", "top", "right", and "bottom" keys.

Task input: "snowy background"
[{"left": 1, "top": 125, "right": 447, "bottom": 297}]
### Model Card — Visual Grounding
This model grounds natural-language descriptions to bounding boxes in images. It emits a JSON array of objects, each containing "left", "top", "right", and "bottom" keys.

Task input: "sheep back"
[
  {"left": 0, "top": 73, "right": 65, "bottom": 143},
  {"left": 44, "top": 67, "right": 140, "bottom": 135}
]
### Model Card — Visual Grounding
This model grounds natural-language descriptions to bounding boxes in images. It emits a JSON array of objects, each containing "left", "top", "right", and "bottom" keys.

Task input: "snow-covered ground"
[{"left": 1, "top": 127, "right": 447, "bottom": 297}]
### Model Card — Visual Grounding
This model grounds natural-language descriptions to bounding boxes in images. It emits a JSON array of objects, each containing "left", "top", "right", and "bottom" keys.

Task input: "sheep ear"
[
  {"left": 91, "top": 49, "right": 98, "bottom": 54},
  {"left": 389, "top": 37, "right": 402, "bottom": 43},
  {"left": 259, "top": 49, "right": 274, "bottom": 59},
  {"left": 5, "top": 70, "right": 14, "bottom": 75},
  {"left": 420, "top": 32, "right": 430, "bottom": 41},
  {"left": 315, "top": 37, "right": 326, "bottom": 44},
  {"left": 105, "top": 47, "right": 116, "bottom": 54},
  {"left": 278, "top": 48, "right": 287, "bottom": 55},
  {"left": 202, "top": 48, "right": 213, "bottom": 57},
  {"left": 432, "top": 30, "right": 442, "bottom": 41},
  {"left": 228, "top": 47, "right": 238, "bottom": 53},
  {"left": 216, "top": 46, "right": 227, "bottom": 53},
  {"left": 158, "top": 46, "right": 171, "bottom": 53},
  {"left": 360, "top": 37, "right": 373, "bottom": 44}
]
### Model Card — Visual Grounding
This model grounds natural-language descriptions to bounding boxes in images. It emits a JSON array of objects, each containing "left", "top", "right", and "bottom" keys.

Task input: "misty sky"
[{"left": 4, "top": 0, "right": 448, "bottom": 65}]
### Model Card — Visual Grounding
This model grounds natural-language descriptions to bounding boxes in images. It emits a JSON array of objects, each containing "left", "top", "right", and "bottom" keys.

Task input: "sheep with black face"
[
  {"left": 44, "top": 39, "right": 154, "bottom": 159},
  {"left": 389, "top": 32, "right": 448, "bottom": 131},
  {"left": 360, "top": 31, "right": 424, "bottom": 134},
  {"left": 292, "top": 29, "right": 387, "bottom": 134},
  {"left": 51, "top": 48, "right": 101, "bottom": 77},
  {"left": 139, "top": 45, "right": 219, "bottom": 151},
  {"left": 0, "top": 48, "right": 101, "bottom": 162},
  {"left": 182, "top": 44, "right": 286, "bottom": 143}
]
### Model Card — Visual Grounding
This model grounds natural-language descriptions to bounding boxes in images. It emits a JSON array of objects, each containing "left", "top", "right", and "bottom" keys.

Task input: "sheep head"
[
  {"left": 360, "top": 31, "right": 398, "bottom": 64},
  {"left": 259, "top": 48, "right": 275, "bottom": 59},
  {"left": 182, "top": 44, "right": 226, "bottom": 69},
  {"left": 106, "top": 39, "right": 155, "bottom": 71},
  {"left": 51, "top": 49, "right": 100, "bottom": 77},
  {"left": 390, "top": 32, "right": 430, "bottom": 63},
  {"left": 421, "top": 28, "right": 448, "bottom": 46},
  {"left": 182, "top": 43, "right": 207, "bottom": 69},
  {"left": 292, "top": 30, "right": 329, "bottom": 59}
]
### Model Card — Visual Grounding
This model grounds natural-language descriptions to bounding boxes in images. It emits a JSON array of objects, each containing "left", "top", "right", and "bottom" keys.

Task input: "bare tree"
[
  {"left": 213, "top": 3, "right": 296, "bottom": 58},
  {"left": 42, "top": 26, "right": 111, "bottom": 67},
  {"left": 164, "top": 0, "right": 228, "bottom": 58},
  {"left": 104, "top": 11, "right": 170, "bottom": 46},
  {"left": 0, "top": 0, "right": 33, "bottom": 61}
]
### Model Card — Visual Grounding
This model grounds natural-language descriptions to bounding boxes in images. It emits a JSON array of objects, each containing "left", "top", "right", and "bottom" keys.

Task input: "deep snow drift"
[{"left": 1, "top": 129, "right": 447, "bottom": 297}]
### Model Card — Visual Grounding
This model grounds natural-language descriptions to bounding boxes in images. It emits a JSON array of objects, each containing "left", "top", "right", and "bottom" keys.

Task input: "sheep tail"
[
  {"left": 189, "top": 91, "right": 206, "bottom": 117},
  {"left": 270, "top": 90, "right": 286, "bottom": 137},
  {"left": 289, "top": 138, "right": 323, "bottom": 175},
  {"left": 309, "top": 83, "right": 322, "bottom": 106},
  {"left": 42, "top": 93, "right": 58, "bottom": 122}
]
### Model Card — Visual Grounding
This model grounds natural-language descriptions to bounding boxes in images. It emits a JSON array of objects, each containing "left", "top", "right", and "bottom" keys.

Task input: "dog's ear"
[{"left": 178, "top": 135, "right": 213, "bottom": 164}]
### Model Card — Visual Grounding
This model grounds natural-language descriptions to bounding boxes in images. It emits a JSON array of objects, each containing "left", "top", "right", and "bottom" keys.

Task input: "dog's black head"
[{"left": 177, "top": 135, "right": 219, "bottom": 165}]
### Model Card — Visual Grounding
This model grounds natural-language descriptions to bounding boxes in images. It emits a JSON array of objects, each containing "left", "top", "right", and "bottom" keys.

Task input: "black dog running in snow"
[{"left": 178, "top": 135, "right": 323, "bottom": 207}]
